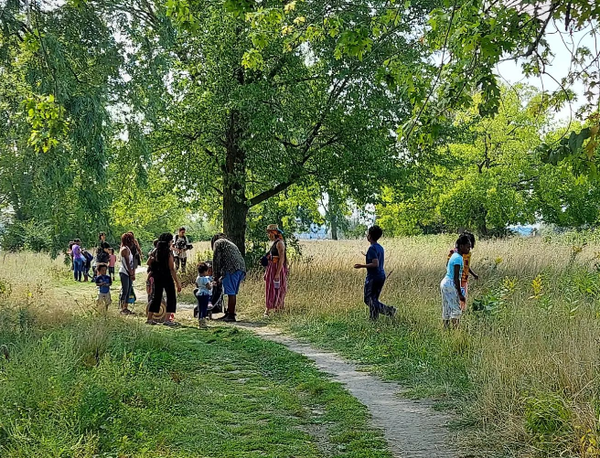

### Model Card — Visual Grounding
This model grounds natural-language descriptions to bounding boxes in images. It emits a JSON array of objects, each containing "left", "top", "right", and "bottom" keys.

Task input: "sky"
[{"left": 496, "top": 21, "right": 597, "bottom": 123}]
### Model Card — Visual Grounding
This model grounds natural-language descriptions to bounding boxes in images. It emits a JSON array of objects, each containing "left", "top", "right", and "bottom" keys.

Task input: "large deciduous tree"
[
  {"left": 112, "top": 0, "right": 436, "bottom": 252},
  {"left": 0, "top": 0, "right": 122, "bottom": 251},
  {"left": 377, "top": 86, "right": 600, "bottom": 235}
]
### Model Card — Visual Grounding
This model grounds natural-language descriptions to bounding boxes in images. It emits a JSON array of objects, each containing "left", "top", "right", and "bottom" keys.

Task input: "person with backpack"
[{"left": 172, "top": 227, "right": 191, "bottom": 271}]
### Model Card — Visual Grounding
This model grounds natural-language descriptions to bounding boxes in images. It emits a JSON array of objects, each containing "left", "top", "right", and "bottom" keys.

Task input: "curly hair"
[{"left": 120, "top": 232, "right": 135, "bottom": 247}]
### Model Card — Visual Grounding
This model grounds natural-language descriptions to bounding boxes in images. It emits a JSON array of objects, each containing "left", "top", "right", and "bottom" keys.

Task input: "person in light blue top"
[
  {"left": 446, "top": 251, "right": 464, "bottom": 280},
  {"left": 195, "top": 262, "right": 214, "bottom": 327},
  {"left": 440, "top": 235, "right": 470, "bottom": 329}
]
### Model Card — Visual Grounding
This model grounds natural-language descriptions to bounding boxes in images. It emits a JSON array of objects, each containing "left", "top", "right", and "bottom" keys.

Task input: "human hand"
[
  {"left": 360, "top": 251, "right": 366, "bottom": 256},
  {"left": 177, "top": 284, "right": 182, "bottom": 293},
  {"left": 353, "top": 263, "right": 363, "bottom": 269},
  {"left": 459, "top": 294, "right": 466, "bottom": 303},
  {"left": 274, "top": 275, "right": 280, "bottom": 282}
]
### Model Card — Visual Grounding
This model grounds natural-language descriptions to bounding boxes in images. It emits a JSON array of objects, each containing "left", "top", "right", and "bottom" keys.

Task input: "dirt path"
[{"left": 243, "top": 325, "right": 459, "bottom": 458}]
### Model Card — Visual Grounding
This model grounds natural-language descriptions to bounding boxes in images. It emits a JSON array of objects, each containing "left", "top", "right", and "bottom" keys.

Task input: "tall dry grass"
[
  {"left": 1, "top": 236, "right": 599, "bottom": 456},
  {"left": 239, "top": 236, "right": 600, "bottom": 457}
]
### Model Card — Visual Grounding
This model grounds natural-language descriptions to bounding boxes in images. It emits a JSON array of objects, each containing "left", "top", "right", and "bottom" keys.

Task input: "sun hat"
[{"left": 266, "top": 224, "right": 283, "bottom": 234}]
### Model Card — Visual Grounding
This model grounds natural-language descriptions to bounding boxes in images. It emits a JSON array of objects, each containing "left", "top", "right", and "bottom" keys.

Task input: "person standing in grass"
[
  {"left": 211, "top": 233, "right": 246, "bottom": 322},
  {"left": 108, "top": 248, "right": 117, "bottom": 281},
  {"left": 354, "top": 225, "right": 396, "bottom": 320},
  {"left": 195, "top": 262, "right": 213, "bottom": 328},
  {"left": 95, "top": 264, "right": 112, "bottom": 310},
  {"left": 71, "top": 239, "right": 85, "bottom": 282},
  {"left": 147, "top": 233, "right": 182, "bottom": 326},
  {"left": 442, "top": 235, "right": 471, "bottom": 329},
  {"left": 119, "top": 233, "right": 136, "bottom": 315},
  {"left": 264, "top": 224, "right": 288, "bottom": 318},
  {"left": 447, "top": 231, "right": 479, "bottom": 311}
]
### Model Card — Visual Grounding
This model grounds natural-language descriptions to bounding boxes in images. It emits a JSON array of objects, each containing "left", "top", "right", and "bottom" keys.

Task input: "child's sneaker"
[{"left": 198, "top": 318, "right": 207, "bottom": 328}]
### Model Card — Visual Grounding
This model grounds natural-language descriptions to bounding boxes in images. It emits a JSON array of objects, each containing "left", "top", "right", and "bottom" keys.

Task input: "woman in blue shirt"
[{"left": 441, "top": 235, "right": 471, "bottom": 329}]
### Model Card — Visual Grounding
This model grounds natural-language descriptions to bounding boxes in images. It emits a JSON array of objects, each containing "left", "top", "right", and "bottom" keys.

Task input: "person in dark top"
[
  {"left": 95, "top": 264, "right": 112, "bottom": 310},
  {"left": 211, "top": 233, "right": 246, "bottom": 322},
  {"left": 353, "top": 225, "right": 396, "bottom": 320},
  {"left": 146, "top": 233, "right": 182, "bottom": 326}
]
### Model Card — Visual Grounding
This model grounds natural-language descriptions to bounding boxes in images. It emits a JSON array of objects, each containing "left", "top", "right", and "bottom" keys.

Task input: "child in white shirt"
[{"left": 195, "top": 262, "right": 213, "bottom": 327}]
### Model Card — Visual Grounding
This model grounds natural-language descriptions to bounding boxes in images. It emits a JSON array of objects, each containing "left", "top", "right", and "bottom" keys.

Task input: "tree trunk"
[
  {"left": 222, "top": 109, "right": 248, "bottom": 255},
  {"left": 223, "top": 185, "right": 248, "bottom": 255},
  {"left": 330, "top": 217, "right": 339, "bottom": 240}
]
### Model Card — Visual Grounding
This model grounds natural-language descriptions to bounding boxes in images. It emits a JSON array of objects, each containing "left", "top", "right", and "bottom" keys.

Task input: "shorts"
[
  {"left": 222, "top": 270, "right": 245, "bottom": 296},
  {"left": 108, "top": 266, "right": 115, "bottom": 275},
  {"left": 441, "top": 277, "right": 462, "bottom": 320},
  {"left": 97, "top": 292, "right": 112, "bottom": 309}
]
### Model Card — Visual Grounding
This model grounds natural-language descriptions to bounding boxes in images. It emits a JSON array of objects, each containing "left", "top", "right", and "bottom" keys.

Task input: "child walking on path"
[
  {"left": 195, "top": 263, "right": 213, "bottom": 327},
  {"left": 354, "top": 225, "right": 396, "bottom": 320},
  {"left": 441, "top": 235, "right": 471, "bottom": 329},
  {"left": 447, "top": 231, "right": 479, "bottom": 310},
  {"left": 95, "top": 264, "right": 112, "bottom": 310}
]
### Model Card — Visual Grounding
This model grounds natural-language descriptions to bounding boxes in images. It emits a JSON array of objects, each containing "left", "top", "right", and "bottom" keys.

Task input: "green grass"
[
  {"left": 0, "top": 313, "right": 391, "bottom": 458},
  {"left": 284, "top": 310, "right": 471, "bottom": 401}
]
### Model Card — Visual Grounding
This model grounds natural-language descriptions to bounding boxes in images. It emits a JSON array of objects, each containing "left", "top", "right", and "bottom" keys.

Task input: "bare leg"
[{"left": 228, "top": 295, "right": 237, "bottom": 316}]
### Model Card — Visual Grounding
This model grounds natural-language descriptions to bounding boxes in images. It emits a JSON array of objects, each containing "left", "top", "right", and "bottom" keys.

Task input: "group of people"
[
  {"left": 354, "top": 225, "right": 478, "bottom": 328},
  {"left": 144, "top": 224, "right": 286, "bottom": 327},
  {"left": 67, "top": 238, "right": 116, "bottom": 282},
  {"left": 69, "top": 224, "right": 286, "bottom": 328},
  {"left": 73, "top": 222, "right": 474, "bottom": 330}
]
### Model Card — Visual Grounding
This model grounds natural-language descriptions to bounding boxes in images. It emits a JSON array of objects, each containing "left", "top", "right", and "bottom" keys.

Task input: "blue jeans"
[
  {"left": 73, "top": 258, "right": 83, "bottom": 281},
  {"left": 364, "top": 276, "right": 395, "bottom": 320},
  {"left": 120, "top": 272, "right": 132, "bottom": 306}
]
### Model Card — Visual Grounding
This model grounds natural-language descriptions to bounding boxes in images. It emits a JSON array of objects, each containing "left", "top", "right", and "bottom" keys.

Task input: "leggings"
[
  {"left": 120, "top": 273, "right": 132, "bottom": 305},
  {"left": 149, "top": 277, "right": 176, "bottom": 314}
]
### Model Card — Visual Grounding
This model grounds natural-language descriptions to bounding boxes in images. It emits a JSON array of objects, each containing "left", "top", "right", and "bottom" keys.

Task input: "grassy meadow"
[
  {"left": 0, "top": 252, "right": 391, "bottom": 458},
  {"left": 240, "top": 235, "right": 600, "bottom": 458},
  {"left": 1, "top": 234, "right": 600, "bottom": 457}
]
